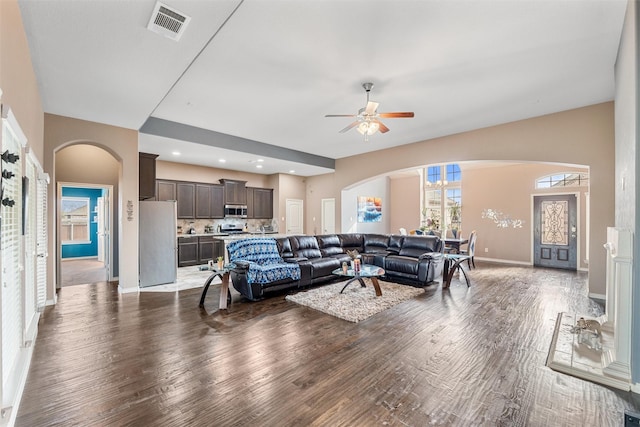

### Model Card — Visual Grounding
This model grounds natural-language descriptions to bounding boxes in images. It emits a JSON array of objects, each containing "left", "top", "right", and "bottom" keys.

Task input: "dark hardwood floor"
[{"left": 17, "top": 263, "right": 640, "bottom": 426}]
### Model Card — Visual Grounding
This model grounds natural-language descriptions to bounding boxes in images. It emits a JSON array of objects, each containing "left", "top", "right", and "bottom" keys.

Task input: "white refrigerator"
[{"left": 139, "top": 200, "right": 178, "bottom": 287}]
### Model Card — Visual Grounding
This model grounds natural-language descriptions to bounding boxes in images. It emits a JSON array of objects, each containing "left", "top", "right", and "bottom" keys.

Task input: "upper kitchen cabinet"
[
  {"left": 210, "top": 184, "right": 225, "bottom": 218},
  {"left": 139, "top": 152, "right": 158, "bottom": 200},
  {"left": 253, "top": 188, "right": 273, "bottom": 219},
  {"left": 219, "top": 179, "right": 247, "bottom": 205},
  {"left": 196, "top": 183, "right": 225, "bottom": 219},
  {"left": 176, "top": 182, "right": 195, "bottom": 219},
  {"left": 156, "top": 180, "right": 176, "bottom": 201},
  {"left": 246, "top": 187, "right": 273, "bottom": 219}
]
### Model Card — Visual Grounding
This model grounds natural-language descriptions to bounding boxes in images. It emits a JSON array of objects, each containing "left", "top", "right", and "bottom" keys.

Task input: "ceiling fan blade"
[
  {"left": 376, "top": 120, "right": 390, "bottom": 133},
  {"left": 378, "top": 112, "right": 415, "bottom": 118},
  {"left": 339, "top": 121, "right": 360, "bottom": 133},
  {"left": 365, "top": 101, "right": 379, "bottom": 115},
  {"left": 325, "top": 114, "right": 356, "bottom": 117}
]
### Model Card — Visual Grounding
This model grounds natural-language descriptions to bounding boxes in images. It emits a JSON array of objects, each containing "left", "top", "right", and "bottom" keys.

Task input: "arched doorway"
[{"left": 55, "top": 144, "right": 119, "bottom": 288}]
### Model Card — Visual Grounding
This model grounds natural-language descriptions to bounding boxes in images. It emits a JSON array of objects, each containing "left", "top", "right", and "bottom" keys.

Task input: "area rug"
[{"left": 285, "top": 280, "right": 423, "bottom": 323}]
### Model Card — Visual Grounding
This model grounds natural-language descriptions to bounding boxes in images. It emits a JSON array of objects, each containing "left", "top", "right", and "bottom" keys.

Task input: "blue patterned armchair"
[{"left": 226, "top": 238, "right": 301, "bottom": 300}]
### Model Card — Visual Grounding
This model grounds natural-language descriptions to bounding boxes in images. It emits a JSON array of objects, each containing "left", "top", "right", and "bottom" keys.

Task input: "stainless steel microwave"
[{"left": 224, "top": 204, "right": 247, "bottom": 218}]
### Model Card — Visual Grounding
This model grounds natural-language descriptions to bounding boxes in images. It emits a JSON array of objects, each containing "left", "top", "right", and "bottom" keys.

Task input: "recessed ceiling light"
[
  {"left": 219, "top": 159, "right": 226, "bottom": 163},
  {"left": 257, "top": 159, "right": 264, "bottom": 163},
  {"left": 171, "top": 151, "right": 181, "bottom": 156},
  {"left": 289, "top": 170, "right": 295, "bottom": 174},
  {"left": 256, "top": 165, "right": 263, "bottom": 169}
]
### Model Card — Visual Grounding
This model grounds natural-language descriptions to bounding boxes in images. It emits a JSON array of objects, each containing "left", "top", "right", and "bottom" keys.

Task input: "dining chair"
[{"left": 459, "top": 230, "right": 477, "bottom": 268}]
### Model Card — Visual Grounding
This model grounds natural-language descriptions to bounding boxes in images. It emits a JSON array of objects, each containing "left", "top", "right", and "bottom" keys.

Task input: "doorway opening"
[{"left": 58, "top": 183, "right": 113, "bottom": 287}]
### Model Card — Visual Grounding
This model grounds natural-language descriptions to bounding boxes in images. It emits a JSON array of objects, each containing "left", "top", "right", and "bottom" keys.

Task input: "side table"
[
  {"left": 199, "top": 264, "right": 234, "bottom": 310},
  {"left": 442, "top": 254, "right": 471, "bottom": 289}
]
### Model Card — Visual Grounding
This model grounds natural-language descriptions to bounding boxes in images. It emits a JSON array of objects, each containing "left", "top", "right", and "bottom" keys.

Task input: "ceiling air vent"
[{"left": 147, "top": 2, "right": 191, "bottom": 41}]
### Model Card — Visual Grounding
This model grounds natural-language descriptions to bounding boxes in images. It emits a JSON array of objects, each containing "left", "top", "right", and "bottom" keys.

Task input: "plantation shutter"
[
  {"left": 36, "top": 170, "right": 49, "bottom": 310},
  {"left": 1, "top": 106, "right": 26, "bottom": 391}
]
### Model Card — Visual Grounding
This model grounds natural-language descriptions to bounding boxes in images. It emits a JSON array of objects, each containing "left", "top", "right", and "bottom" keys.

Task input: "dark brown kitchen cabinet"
[
  {"left": 156, "top": 180, "right": 176, "bottom": 202},
  {"left": 139, "top": 152, "right": 158, "bottom": 200},
  {"left": 210, "top": 184, "right": 224, "bottom": 218},
  {"left": 195, "top": 184, "right": 224, "bottom": 219},
  {"left": 245, "top": 187, "right": 254, "bottom": 218},
  {"left": 178, "top": 236, "right": 198, "bottom": 267},
  {"left": 176, "top": 182, "right": 195, "bottom": 219},
  {"left": 198, "top": 235, "right": 214, "bottom": 263},
  {"left": 253, "top": 188, "right": 273, "bottom": 219},
  {"left": 195, "top": 184, "right": 212, "bottom": 219},
  {"left": 178, "top": 236, "right": 225, "bottom": 266},
  {"left": 219, "top": 179, "right": 247, "bottom": 205}
]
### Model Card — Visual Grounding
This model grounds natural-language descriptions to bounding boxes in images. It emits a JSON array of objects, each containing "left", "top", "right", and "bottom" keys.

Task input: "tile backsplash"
[{"left": 177, "top": 218, "right": 277, "bottom": 234}]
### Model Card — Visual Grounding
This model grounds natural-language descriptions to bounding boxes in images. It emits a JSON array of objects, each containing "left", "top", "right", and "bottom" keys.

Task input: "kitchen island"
[{"left": 177, "top": 232, "right": 290, "bottom": 266}]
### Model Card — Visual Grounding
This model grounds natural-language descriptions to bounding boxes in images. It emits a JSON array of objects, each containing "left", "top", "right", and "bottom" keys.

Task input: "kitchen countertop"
[{"left": 177, "top": 232, "right": 281, "bottom": 238}]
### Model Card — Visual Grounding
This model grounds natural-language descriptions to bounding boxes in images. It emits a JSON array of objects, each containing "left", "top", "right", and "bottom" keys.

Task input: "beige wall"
[
  {"left": 462, "top": 163, "right": 588, "bottom": 268},
  {"left": 56, "top": 144, "right": 120, "bottom": 277},
  {"left": 312, "top": 103, "right": 614, "bottom": 294},
  {"left": 156, "top": 160, "right": 270, "bottom": 188},
  {"left": 389, "top": 175, "right": 421, "bottom": 234},
  {"left": 44, "top": 114, "right": 138, "bottom": 294},
  {"left": 615, "top": 0, "right": 636, "bottom": 231},
  {"left": 275, "top": 173, "right": 306, "bottom": 234},
  {"left": 0, "top": 0, "right": 44, "bottom": 162},
  {"left": 306, "top": 173, "right": 336, "bottom": 234}
]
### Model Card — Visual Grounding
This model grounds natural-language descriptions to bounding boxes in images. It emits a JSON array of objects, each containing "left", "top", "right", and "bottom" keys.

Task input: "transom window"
[{"left": 536, "top": 172, "right": 588, "bottom": 189}]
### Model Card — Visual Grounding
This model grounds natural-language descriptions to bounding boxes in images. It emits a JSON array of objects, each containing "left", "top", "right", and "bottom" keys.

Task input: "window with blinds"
[
  {"left": 36, "top": 171, "right": 48, "bottom": 310},
  {"left": 1, "top": 113, "right": 24, "bottom": 389}
]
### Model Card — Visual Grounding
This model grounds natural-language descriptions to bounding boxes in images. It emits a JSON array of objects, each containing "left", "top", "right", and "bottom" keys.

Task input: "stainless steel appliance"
[
  {"left": 220, "top": 223, "right": 248, "bottom": 234},
  {"left": 139, "top": 201, "right": 178, "bottom": 287},
  {"left": 224, "top": 204, "right": 247, "bottom": 218}
]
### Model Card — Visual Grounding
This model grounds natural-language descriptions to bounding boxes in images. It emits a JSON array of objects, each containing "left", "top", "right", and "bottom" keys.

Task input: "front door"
[{"left": 533, "top": 194, "right": 577, "bottom": 270}]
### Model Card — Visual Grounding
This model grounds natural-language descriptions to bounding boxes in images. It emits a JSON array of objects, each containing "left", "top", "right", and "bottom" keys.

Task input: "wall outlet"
[
  {"left": 625, "top": 410, "right": 640, "bottom": 426},
  {"left": 484, "top": 248, "right": 488, "bottom": 253}
]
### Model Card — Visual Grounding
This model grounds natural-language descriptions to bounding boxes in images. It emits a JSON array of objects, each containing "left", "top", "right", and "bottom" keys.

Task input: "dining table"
[{"left": 442, "top": 237, "right": 469, "bottom": 253}]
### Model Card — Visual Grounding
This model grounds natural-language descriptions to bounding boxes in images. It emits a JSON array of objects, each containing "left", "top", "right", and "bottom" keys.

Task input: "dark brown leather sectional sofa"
[{"left": 229, "top": 233, "right": 444, "bottom": 301}]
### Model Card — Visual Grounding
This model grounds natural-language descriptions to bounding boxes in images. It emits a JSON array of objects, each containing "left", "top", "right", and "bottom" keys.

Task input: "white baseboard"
[
  {"left": 473, "top": 256, "right": 531, "bottom": 266},
  {"left": 589, "top": 292, "right": 606, "bottom": 301},
  {"left": 3, "top": 321, "right": 39, "bottom": 427},
  {"left": 118, "top": 285, "right": 139, "bottom": 294}
]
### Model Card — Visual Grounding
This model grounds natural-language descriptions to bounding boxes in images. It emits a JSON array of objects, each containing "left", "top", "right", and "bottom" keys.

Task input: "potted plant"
[
  {"left": 449, "top": 203, "right": 460, "bottom": 223},
  {"left": 217, "top": 256, "right": 224, "bottom": 270}
]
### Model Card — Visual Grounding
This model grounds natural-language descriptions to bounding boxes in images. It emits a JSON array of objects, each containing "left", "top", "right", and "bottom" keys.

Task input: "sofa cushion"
[
  {"left": 385, "top": 255, "right": 419, "bottom": 275},
  {"left": 306, "top": 257, "right": 341, "bottom": 278},
  {"left": 291, "top": 235, "right": 322, "bottom": 259},
  {"left": 399, "top": 235, "right": 440, "bottom": 258},
  {"left": 387, "top": 235, "right": 404, "bottom": 254},
  {"left": 276, "top": 237, "right": 294, "bottom": 258},
  {"left": 363, "top": 234, "right": 389, "bottom": 253},
  {"left": 338, "top": 233, "right": 364, "bottom": 252},
  {"left": 317, "top": 234, "right": 344, "bottom": 257}
]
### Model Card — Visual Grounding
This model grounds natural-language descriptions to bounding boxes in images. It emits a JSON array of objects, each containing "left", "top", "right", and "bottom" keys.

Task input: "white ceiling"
[{"left": 18, "top": 0, "right": 627, "bottom": 176}]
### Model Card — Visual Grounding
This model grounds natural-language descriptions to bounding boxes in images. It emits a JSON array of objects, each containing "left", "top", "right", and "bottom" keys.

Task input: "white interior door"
[
  {"left": 98, "top": 192, "right": 110, "bottom": 278},
  {"left": 321, "top": 198, "right": 335, "bottom": 234},
  {"left": 97, "top": 197, "right": 105, "bottom": 262},
  {"left": 286, "top": 199, "right": 304, "bottom": 235}
]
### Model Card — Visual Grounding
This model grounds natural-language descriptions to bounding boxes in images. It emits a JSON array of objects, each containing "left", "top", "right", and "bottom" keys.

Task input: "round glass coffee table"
[{"left": 331, "top": 264, "right": 385, "bottom": 297}]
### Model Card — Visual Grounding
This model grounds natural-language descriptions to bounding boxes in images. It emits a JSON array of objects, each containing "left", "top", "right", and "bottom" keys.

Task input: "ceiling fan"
[{"left": 325, "top": 82, "right": 414, "bottom": 141}]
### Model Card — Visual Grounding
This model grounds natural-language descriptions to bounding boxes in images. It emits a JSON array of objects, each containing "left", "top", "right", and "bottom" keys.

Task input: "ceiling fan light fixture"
[{"left": 357, "top": 120, "right": 379, "bottom": 136}]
